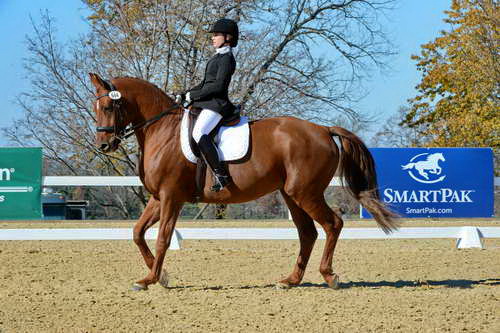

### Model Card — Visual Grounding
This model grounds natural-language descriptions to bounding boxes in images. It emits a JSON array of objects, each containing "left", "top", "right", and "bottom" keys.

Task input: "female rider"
[{"left": 178, "top": 18, "right": 238, "bottom": 192}]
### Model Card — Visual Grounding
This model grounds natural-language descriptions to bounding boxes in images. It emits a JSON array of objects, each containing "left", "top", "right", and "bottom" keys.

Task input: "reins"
[{"left": 119, "top": 104, "right": 181, "bottom": 140}]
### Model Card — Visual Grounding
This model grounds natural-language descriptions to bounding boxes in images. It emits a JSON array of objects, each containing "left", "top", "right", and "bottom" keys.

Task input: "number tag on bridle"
[{"left": 109, "top": 91, "right": 122, "bottom": 100}]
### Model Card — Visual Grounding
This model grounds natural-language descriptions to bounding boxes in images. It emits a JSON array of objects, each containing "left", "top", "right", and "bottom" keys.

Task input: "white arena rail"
[
  {"left": 34, "top": 176, "right": 500, "bottom": 250},
  {"left": 1, "top": 226, "right": 499, "bottom": 249},
  {"left": 43, "top": 176, "right": 143, "bottom": 186},
  {"left": 40, "top": 176, "right": 500, "bottom": 187}
]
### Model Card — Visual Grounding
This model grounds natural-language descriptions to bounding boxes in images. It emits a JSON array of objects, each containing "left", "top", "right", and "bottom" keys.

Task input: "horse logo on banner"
[{"left": 401, "top": 152, "right": 446, "bottom": 184}]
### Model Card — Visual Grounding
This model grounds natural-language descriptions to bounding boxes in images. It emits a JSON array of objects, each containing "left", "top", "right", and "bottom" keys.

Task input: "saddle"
[
  {"left": 187, "top": 106, "right": 242, "bottom": 199},
  {"left": 187, "top": 105, "right": 241, "bottom": 157}
]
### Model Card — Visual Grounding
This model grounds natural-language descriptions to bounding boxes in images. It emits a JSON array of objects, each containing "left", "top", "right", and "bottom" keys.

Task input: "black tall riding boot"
[{"left": 197, "top": 135, "right": 232, "bottom": 192}]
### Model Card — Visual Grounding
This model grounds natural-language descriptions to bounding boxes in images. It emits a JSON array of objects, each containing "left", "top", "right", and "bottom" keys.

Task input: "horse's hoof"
[
  {"left": 159, "top": 270, "right": 169, "bottom": 289},
  {"left": 131, "top": 283, "right": 148, "bottom": 291},
  {"left": 327, "top": 273, "right": 340, "bottom": 289},
  {"left": 275, "top": 282, "right": 291, "bottom": 290}
]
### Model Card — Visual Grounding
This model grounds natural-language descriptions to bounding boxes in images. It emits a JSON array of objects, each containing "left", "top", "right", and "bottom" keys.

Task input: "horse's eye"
[{"left": 103, "top": 105, "right": 113, "bottom": 112}]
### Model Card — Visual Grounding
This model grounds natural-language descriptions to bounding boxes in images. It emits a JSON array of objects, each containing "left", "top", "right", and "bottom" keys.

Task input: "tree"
[
  {"left": 82, "top": 0, "right": 396, "bottom": 124},
  {"left": 234, "top": 0, "right": 396, "bottom": 124},
  {"left": 3, "top": 0, "right": 396, "bottom": 218},
  {"left": 371, "top": 106, "right": 426, "bottom": 147},
  {"left": 403, "top": 0, "right": 499, "bottom": 149}
]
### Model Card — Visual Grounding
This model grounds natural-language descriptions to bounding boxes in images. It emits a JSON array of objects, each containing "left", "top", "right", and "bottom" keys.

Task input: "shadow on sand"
[
  {"left": 338, "top": 278, "right": 500, "bottom": 289},
  {"left": 162, "top": 278, "right": 499, "bottom": 291}
]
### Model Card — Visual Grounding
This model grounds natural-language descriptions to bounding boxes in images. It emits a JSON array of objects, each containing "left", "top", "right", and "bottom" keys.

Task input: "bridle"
[
  {"left": 95, "top": 79, "right": 181, "bottom": 143},
  {"left": 95, "top": 80, "right": 125, "bottom": 140}
]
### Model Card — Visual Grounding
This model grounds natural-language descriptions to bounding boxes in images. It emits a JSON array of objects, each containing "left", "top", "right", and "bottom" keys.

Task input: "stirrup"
[{"left": 211, "top": 174, "right": 232, "bottom": 192}]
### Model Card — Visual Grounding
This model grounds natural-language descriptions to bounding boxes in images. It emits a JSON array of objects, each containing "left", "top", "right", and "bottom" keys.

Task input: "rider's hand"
[{"left": 174, "top": 92, "right": 192, "bottom": 108}]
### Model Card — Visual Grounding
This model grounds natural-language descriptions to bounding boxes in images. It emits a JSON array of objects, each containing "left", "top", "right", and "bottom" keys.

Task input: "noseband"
[{"left": 95, "top": 79, "right": 181, "bottom": 143}]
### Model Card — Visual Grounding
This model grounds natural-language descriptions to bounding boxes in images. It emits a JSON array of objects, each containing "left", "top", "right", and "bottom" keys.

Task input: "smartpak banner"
[
  {"left": 0, "top": 148, "right": 43, "bottom": 220},
  {"left": 361, "top": 148, "right": 494, "bottom": 218}
]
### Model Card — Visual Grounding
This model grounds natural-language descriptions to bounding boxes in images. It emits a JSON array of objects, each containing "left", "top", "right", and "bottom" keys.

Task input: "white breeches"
[{"left": 192, "top": 109, "right": 223, "bottom": 143}]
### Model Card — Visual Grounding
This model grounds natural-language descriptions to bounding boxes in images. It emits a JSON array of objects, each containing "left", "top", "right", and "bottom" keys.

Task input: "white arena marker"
[
  {"left": 144, "top": 228, "right": 182, "bottom": 250},
  {"left": 456, "top": 226, "right": 484, "bottom": 249}
]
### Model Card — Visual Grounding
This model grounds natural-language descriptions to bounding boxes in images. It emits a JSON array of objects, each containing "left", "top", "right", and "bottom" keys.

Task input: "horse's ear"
[{"left": 89, "top": 73, "right": 105, "bottom": 91}]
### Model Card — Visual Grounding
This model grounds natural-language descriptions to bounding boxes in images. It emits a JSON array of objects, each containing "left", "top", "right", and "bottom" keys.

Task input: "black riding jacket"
[{"left": 189, "top": 50, "right": 236, "bottom": 118}]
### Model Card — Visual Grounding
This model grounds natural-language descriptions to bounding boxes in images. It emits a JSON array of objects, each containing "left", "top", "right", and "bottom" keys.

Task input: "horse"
[
  {"left": 89, "top": 73, "right": 399, "bottom": 291},
  {"left": 402, "top": 153, "right": 445, "bottom": 180}
]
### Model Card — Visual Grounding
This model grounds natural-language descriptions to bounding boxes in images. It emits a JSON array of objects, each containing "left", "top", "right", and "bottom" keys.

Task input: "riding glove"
[{"left": 175, "top": 92, "right": 192, "bottom": 108}]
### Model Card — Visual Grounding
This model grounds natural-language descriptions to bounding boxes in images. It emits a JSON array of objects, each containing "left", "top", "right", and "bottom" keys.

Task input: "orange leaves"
[{"left": 404, "top": 0, "right": 499, "bottom": 149}]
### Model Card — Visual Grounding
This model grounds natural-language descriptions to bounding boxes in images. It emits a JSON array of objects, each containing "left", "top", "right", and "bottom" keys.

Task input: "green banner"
[{"left": 0, "top": 148, "right": 42, "bottom": 220}]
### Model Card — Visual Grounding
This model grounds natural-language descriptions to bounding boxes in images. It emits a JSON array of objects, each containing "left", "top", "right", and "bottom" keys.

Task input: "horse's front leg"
[
  {"left": 133, "top": 197, "right": 183, "bottom": 291},
  {"left": 417, "top": 166, "right": 429, "bottom": 180},
  {"left": 133, "top": 197, "right": 160, "bottom": 270}
]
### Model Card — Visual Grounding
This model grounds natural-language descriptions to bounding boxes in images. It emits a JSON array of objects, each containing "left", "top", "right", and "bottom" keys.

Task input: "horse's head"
[
  {"left": 434, "top": 152, "right": 445, "bottom": 162},
  {"left": 89, "top": 73, "right": 128, "bottom": 153}
]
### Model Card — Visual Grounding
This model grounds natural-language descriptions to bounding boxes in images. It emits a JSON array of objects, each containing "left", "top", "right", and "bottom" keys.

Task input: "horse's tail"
[
  {"left": 401, "top": 163, "right": 414, "bottom": 170},
  {"left": 328, "top": 126, "right": 400, "bottom": 233}
]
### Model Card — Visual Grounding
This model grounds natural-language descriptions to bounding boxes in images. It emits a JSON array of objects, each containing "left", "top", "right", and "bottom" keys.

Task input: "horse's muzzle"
[{"left": 97, "top": 136, "right": 121, "bottom": 153}]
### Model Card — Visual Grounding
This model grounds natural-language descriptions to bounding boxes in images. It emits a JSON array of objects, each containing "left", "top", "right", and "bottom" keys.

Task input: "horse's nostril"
[{"left": 100, "top": 143, "right": 109, "bottom": 151}]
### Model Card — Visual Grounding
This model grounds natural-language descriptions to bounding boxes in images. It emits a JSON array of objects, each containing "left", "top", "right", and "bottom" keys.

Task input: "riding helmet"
[{"left": 209, "top": 18, "right": 239, "bottom": 47}]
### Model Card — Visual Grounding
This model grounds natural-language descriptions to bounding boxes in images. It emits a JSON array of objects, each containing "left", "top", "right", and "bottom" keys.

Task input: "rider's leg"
[
  {"left": 192, "top": 109, "right": 222, "bottom": 143},
  {"left": 193, "top": 109, "right": 232, "bottom": 192}
]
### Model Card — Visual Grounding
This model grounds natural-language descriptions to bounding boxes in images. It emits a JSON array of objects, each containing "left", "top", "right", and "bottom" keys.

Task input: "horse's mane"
[
  {"left": 114, "top": 76, "right": 173, "bottom": 102},
  {"left": 113, "top": 76, "right": 183, "bottom": 126}
]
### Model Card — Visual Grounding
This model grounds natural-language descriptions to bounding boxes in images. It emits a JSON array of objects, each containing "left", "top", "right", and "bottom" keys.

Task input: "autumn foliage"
[{"left": 403, "top": 0, "right": 499, "bottom": 149}]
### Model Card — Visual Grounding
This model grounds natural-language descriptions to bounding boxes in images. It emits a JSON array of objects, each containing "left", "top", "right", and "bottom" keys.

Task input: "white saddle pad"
[{"left": 180, "top": 110, "right": 250, "bottom": 164}]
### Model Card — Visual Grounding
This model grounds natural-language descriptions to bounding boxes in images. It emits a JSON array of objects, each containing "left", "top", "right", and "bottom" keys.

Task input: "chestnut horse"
[{"left": 89, "top": 73, "right": 398, "bottom": 291}]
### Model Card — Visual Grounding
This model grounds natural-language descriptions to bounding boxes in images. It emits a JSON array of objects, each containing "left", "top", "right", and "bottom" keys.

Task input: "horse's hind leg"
[
  {"left": 133, "top": 197, "right": 161, "bottom": 270},
  {"left": 278, "top": 190, "right": 318, "bottom": 288},
  {"left": 298, "top": 196, "right": 343, "bottom": 289}
]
